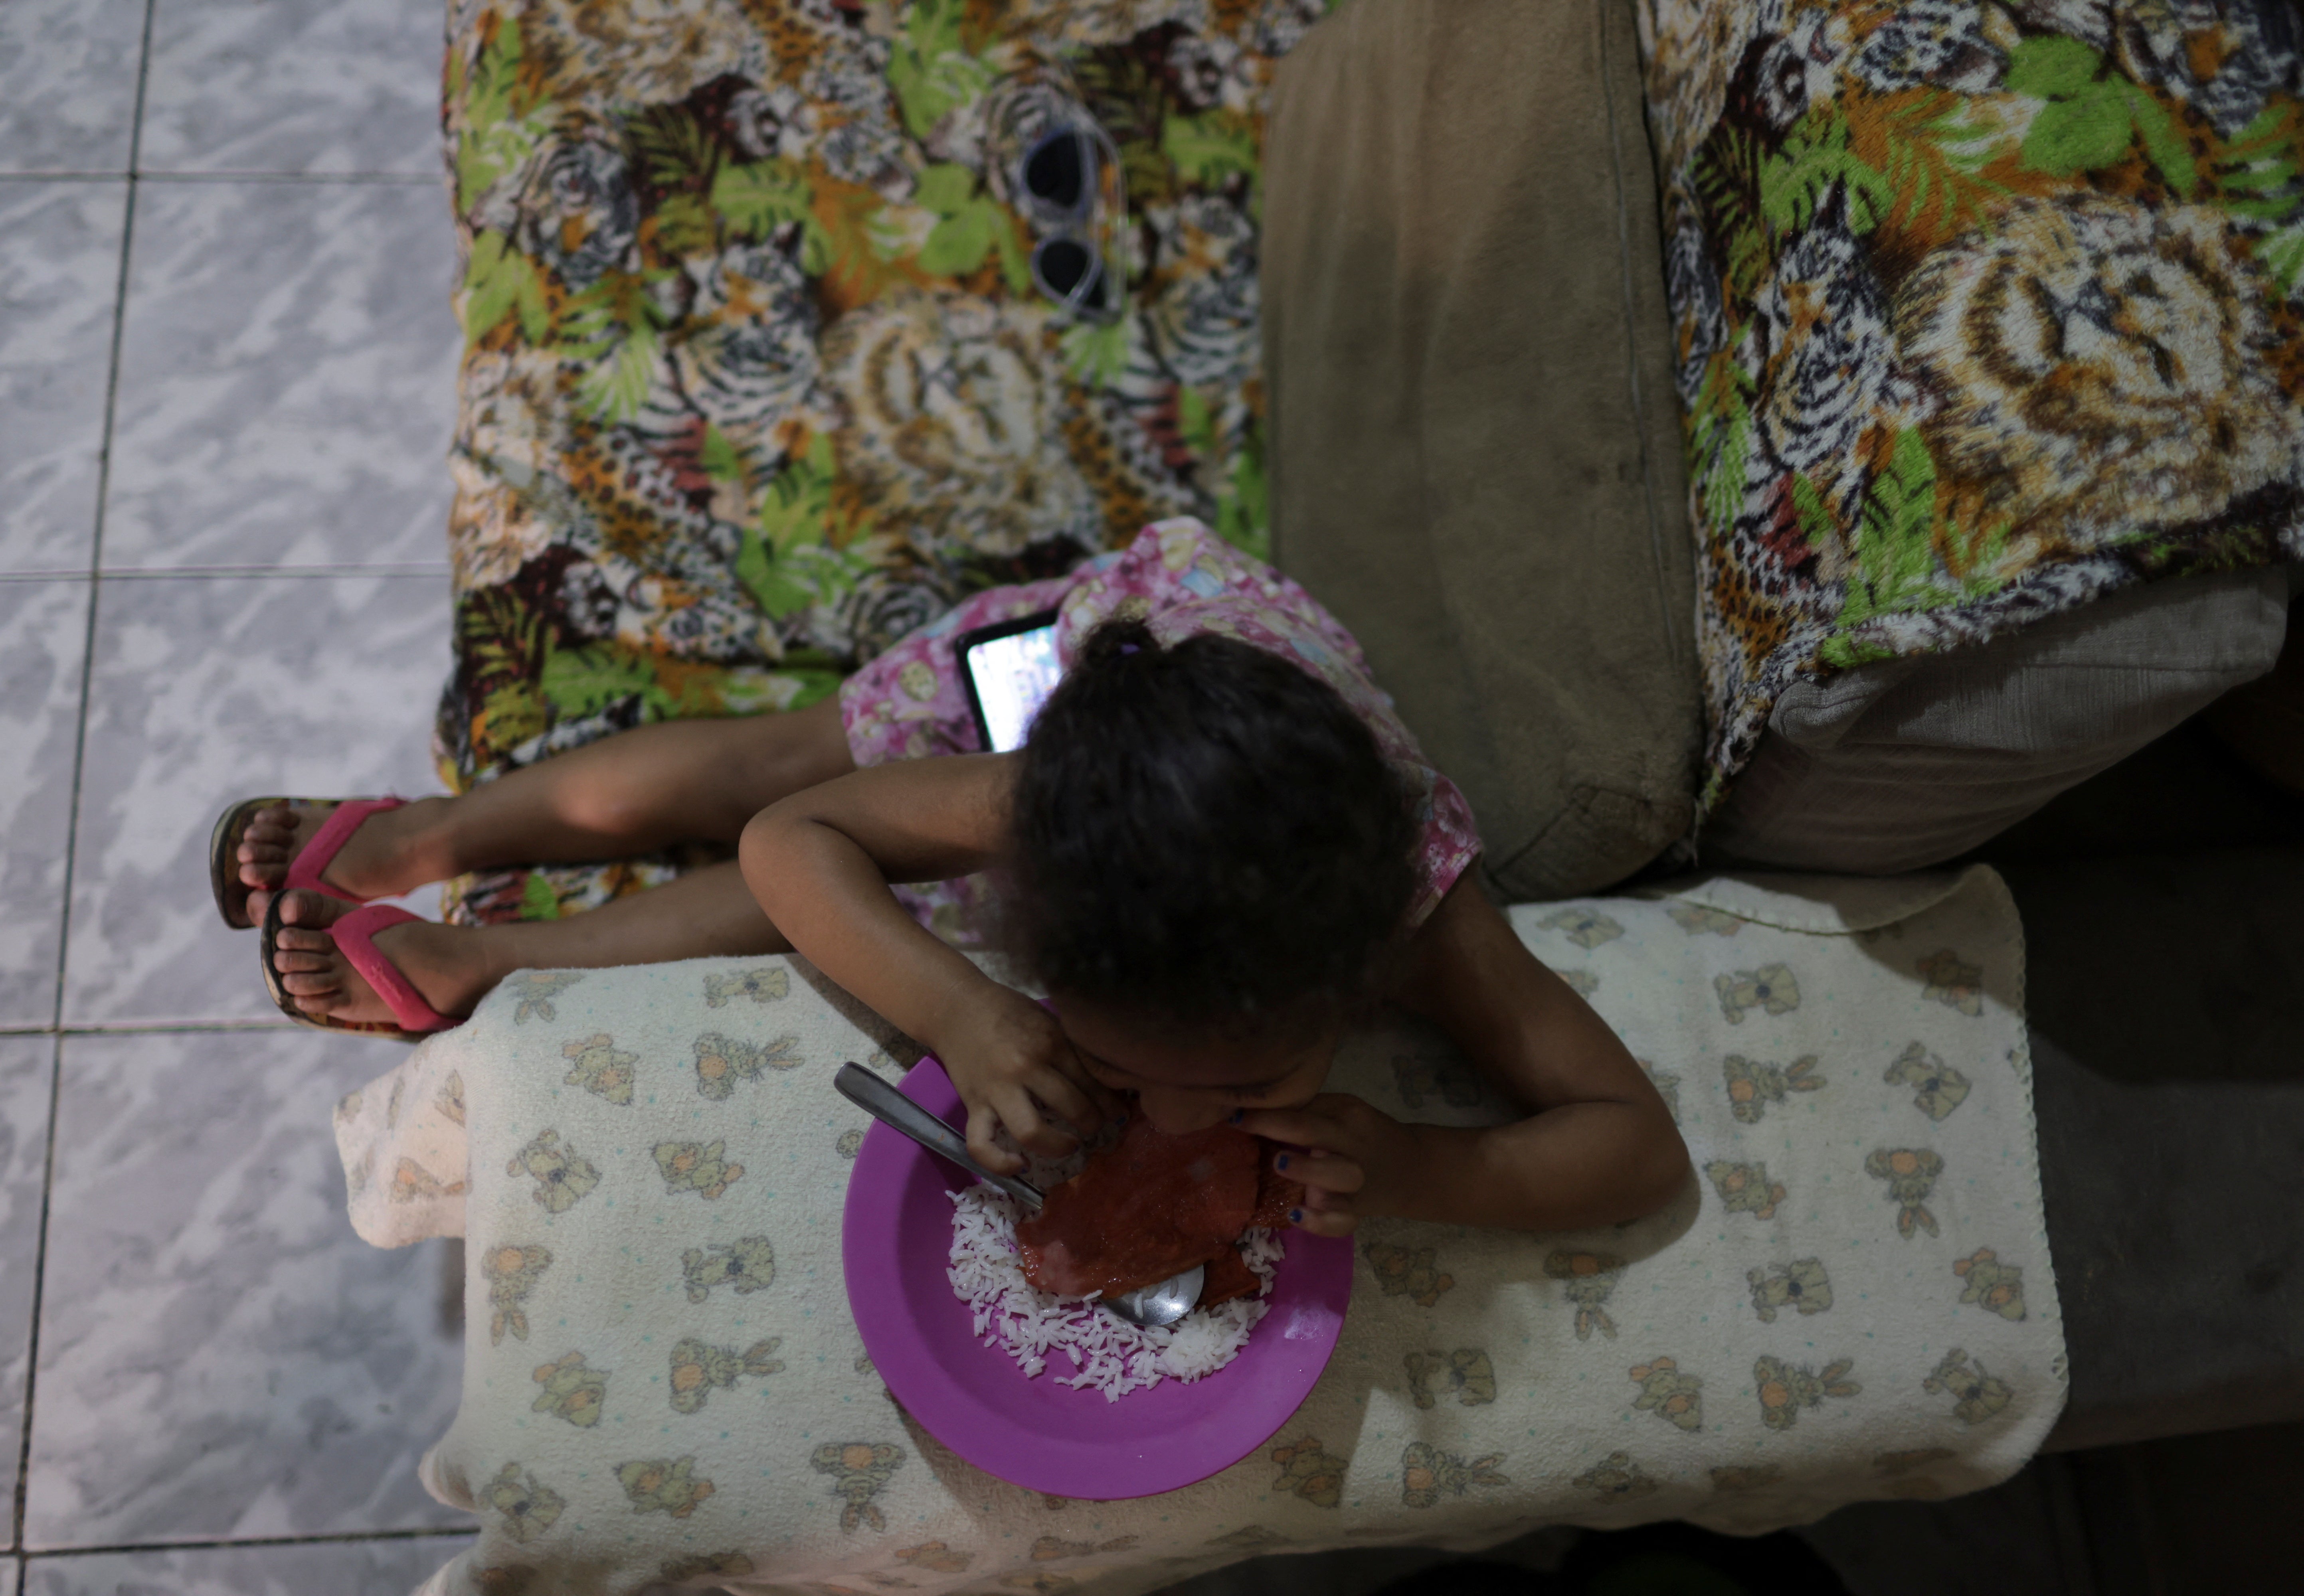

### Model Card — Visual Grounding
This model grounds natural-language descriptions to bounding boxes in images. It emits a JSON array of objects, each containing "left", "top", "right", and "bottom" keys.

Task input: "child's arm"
[
  {"left": 1240, "top": 875, "right": 1688, "bottom": 1234},
  {"left": 738, "top": 754, "right": 1118, "bottom": 1173}
]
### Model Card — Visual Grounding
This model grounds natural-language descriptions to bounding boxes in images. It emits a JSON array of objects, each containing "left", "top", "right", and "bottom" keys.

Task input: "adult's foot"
[
  {"left": 237, "top": 798, "right": 445, "bottom": 925},
  {"left": 269, "top": 889, "right": 493, "bottom": 1030}
]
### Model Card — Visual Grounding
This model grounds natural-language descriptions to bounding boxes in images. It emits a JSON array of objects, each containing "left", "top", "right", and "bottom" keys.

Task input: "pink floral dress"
[{"left": 840, "top": 518, "right": 1483, "bottom": 942}]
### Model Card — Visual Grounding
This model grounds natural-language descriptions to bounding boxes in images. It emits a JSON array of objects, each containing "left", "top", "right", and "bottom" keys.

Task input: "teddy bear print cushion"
[{"left": 336, "top": 869, "right": 2064, "bottom": 1596}]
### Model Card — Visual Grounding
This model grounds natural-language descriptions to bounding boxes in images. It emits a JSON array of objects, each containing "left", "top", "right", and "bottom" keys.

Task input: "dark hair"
[{"left": 1004, "top": 615, "right": 1419, "bottom": 1036}]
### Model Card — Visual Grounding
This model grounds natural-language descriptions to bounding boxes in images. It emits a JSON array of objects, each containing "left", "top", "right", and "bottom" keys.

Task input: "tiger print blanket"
[
  {"left": 1641, "top": 0, "right": 2304, "bottom": 816},
  {"left": 434, "top": 0, "right": 1324, "bottom": 923}
]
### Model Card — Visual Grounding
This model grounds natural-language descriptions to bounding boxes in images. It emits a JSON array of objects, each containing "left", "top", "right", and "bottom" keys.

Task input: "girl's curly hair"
[{"left": 1004, "top": 615, "right": 1419, "bottom": 1036}]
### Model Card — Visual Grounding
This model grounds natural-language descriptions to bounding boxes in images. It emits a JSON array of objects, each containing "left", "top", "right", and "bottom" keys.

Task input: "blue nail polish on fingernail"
[
  {"left": 1274, "top": 1154, "right": 1290, "bottom": 1171},
  {"left": 1228, "top": 1109, "right": 1243, "bottom": 1124},
  {"left": 1288, "top": 1208, "right": 1303, "bottom": 1225}
]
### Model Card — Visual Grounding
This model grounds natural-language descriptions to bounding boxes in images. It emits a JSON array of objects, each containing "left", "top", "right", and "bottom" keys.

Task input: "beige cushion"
[
  {"left": 1261, "top": 0, "right": 1701, "bottom": 902},
  {"left": 1706, "top": 569, "right": 2296, "bottom": 874}
]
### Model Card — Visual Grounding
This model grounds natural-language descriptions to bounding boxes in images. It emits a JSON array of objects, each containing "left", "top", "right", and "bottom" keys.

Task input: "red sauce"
[
  {"left": 1200, "top": 1244, "right": 1262, "bottom": 1306},
  {"left": 1017, "top": 1113, "right": 1262, "bottom": 1298}
]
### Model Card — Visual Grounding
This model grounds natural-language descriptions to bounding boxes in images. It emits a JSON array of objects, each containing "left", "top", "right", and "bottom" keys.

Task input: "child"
[{"left": 225, "top": 519, "right": 1685, "bottom": 1235}]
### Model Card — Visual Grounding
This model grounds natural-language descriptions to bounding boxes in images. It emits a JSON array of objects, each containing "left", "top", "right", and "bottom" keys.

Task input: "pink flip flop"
[
  {"left": 260, "top": 896, "right": 456, "bottom": 1043},
  {"left": 209, "top": 795, "right": 404, "bottom": 930}
]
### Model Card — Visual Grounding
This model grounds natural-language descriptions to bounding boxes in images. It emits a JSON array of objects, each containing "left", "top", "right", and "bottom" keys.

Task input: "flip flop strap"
[
  {"left": 330, "top": 905, "right": 455, "bottom": 1034},
  {"left": 284, "top": 797, "right": 404, "bottom": 901}
]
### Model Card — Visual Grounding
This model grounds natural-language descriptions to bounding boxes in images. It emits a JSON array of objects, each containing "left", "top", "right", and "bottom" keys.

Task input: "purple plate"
[{"left": 842, "top": 1058, "right": 1353, "bottom": 1500}]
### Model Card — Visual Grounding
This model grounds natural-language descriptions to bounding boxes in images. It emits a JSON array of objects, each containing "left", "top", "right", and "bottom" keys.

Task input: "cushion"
[
  {"left": 1259, "top": 0, "right": 1703, "bottom": 902},
  {"left": 2206, "top": 583, "right": 2304, "bottom": 797},
  {"left": 1640, "top": 0, "right": 2304, "bottom": 829},
  {"left": 433, "top": 0, "right": 1330, "bottom": 925},
  {"left": 1705, "top": 565, "right": 2294, "bottom": 872},
  {"left": 338, "top": 872, "right": 2065, "bottom": 1596}
]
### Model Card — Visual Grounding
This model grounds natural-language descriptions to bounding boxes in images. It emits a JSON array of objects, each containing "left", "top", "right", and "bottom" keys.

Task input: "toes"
[
  {"left": 277, "top": 891, "right": 331, "bottom": 926},
  {"left": 280, "top": 972, "right": 343, "bottom": 999},
  {"left": 274, "top": 926, "right": 334, "bottom": 953},
  {"left": 271, "top": 948, "right": 336, "bottom": 975}
]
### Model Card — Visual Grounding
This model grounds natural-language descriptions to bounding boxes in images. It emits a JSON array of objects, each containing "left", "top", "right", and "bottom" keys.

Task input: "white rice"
[{"left": 946, "top": 1184, "right": 1283, "bottom": 1403}]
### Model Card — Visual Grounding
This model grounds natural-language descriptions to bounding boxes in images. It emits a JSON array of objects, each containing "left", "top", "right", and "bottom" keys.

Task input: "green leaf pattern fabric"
[
  {"left": 1640, "top": 0, "right": 2304, "bottom": 815},
  {"left": 434, "top": 0, "right": 1326, "bottom": 922}
]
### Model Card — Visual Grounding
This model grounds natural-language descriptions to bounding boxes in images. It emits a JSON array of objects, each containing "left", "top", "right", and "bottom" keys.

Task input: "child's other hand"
[
  {"left": 1237, "top": 1094, "right": 1423, "bottom": 1237},
  {"left": 936, "top": 992, "right": 1123, "bottom": 1176}
]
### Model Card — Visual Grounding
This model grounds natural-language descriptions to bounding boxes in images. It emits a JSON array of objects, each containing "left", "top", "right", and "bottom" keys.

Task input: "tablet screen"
[{"left": 962, "top": 621, "right": 1064, "bottom": 753}]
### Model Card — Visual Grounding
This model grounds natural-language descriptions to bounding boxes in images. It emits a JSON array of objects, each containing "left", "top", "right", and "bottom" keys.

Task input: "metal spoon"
[{"left": 835, "top": 1062, "right": 1204, "bottom": 1328}]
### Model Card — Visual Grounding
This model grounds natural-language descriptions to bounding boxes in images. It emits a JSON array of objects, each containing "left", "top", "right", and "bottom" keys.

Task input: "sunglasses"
[{"left": 1017, "top": 122, "right": 1126, "bottom": 322}]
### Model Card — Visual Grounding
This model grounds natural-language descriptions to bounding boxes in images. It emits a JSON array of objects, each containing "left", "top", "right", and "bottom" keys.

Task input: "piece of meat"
[
  {"left": 1199, "top": 1244, "right": 1262, "bottom": 1306},
  {"left": 1016, "top": 1113, "right": 1260, "bottom": 1298},
  {"left": 1250, "top": 1144, "right": 1305, "bottom": 1230}
]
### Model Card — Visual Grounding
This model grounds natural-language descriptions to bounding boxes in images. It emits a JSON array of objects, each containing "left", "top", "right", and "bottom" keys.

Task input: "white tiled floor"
[
  {"left": 26, "top": 1029, "right": 466, "bottom": 1545},
  {"left": 0, "top": 583, "right": 91, "bottom": 1028},
  {"left": 0, "top": 184, "right": 127, "bottom": 575},
  {"left": 139, "top": 0, "right": 446, "bottom": 178},
  {"left": 102, "top": 180, "right": 459, "bottom": 571},
  {"left": 0, "top": 2, "right": 149, "bottom": 177},
  {"left": 0, "top": 1, "right": 472, "bottom": 1586}
]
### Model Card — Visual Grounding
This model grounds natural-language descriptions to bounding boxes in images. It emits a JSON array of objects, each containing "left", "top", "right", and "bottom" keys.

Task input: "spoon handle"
[{"left": 836, "top": 1062, "right": 1045, "bottom": 1212}]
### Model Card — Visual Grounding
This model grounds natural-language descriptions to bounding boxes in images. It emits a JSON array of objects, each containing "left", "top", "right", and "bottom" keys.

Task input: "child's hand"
[
  {"left": 1237, "top": 1094, "right": 1426, "bottom": 1237},
  {"left": 933, "top": 990, "right": 1123, "bottom": 1176}
]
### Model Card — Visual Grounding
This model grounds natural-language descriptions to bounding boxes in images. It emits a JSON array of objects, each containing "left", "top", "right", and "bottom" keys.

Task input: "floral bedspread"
[
  {"left": 1639, "top": 0, "right": 2304, "bottom": 815},
  {"left": 433, "top": 0, "right": 1325, "bottom": 922}
]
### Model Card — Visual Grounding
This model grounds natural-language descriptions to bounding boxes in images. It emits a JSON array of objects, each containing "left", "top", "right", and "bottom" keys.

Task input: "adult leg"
[
  {"left": 269, "top": 860, "right": 787, "bottom": 1027},
  {"left": 237, "top": 696, "right": 856, "bottom": 919}
]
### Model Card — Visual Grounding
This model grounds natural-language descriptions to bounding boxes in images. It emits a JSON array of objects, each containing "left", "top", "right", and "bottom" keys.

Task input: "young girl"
[{"left": 224, "top": 519, "right": 1685, "bottom": 1235}]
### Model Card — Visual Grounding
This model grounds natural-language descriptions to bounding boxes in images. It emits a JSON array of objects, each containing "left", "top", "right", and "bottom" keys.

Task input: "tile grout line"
[
  {"left": 45, "top": 0, "right": 157, "bottom": 1031},
  {"left": 0, "top": 564, "right": 452, "bottom": 584},
  {"left": 0, "top": 1023, "right": 305, "bottom": 1039},
  {"left": 8, "top": 1037, "right": 61, "bottom": 1564},
  {"left": 0, "top": 171, "right": 439, "bottom": 187},
  {"left": 19, "top": 1524, "right": 475, "bottom": 1562},
  {"left": 21, "top": 0, "right": 160, "bottom": 1553},
  {"left": 144, "top": 171, "right": 443, "bottom": 187}
]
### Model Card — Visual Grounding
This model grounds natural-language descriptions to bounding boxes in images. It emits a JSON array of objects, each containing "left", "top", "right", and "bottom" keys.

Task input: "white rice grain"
[{"left": 945, "top": 1185, "right": 1280, "bottom": 1402}]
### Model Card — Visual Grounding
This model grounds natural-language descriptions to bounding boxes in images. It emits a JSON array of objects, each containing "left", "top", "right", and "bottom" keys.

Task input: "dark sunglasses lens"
[
  {"left": 1024, "top": 132, "right": 1084, "bottom": 209},
  {"left": 1037, "top": 237, "right": 1094, "bottom": 295}
]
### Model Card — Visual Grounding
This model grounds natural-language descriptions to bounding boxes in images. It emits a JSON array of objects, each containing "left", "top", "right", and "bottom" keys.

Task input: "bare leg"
[
  {"left": 237, "top": 696, "right": 856, "bottom": 920},
  {"left": 270, "top": 861, "right": 789, "bottom": 1026}
]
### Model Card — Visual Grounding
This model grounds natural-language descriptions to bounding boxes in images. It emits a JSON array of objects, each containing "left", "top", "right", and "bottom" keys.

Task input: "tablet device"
[{"left": 956, "top": 609, "right": 1064, "bottom": 753}]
